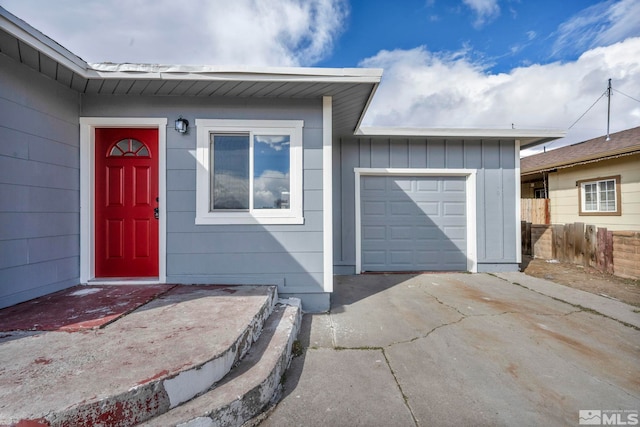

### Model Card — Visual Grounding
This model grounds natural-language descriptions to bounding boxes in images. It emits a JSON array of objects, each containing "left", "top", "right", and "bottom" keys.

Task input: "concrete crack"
[
  {"left": 328, "top": 312, "right": 338, "bottom": 349},
  {"left": 425, "top": 292, "right": 467, "bottom": 318},
  {"left": 381, "top": 347, "right": 419, "bottom": 427},
  {"left": 495, "top": 276, "right": 639, "bottom": 330},
  {"left": 388, "top": 316, "right": 466, "bottom": 348}
]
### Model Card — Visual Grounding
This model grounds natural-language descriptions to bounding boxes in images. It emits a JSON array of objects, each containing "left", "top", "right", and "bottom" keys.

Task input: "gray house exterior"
[{"left": 0, "top": 8, "right": 564, "bottom": 311}]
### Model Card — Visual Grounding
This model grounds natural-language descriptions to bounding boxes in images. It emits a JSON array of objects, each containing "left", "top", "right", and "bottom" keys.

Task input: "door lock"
[{"left": 154, "top": 207, "right": 159, "bottom": 219}]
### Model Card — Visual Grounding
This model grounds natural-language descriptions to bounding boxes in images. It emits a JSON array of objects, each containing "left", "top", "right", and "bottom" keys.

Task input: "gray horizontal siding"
[
  {"left": 0, "top": 54, "right": 80, "bottom": 309},
  {"left": 168, "top": 231, "right": 322, "bottom": 253},
  {"left": 82, "top": 95, "right": 326, "bottom": 295},
  {"left": 335, "top": 136, "right": 518, "bottom": 272}
]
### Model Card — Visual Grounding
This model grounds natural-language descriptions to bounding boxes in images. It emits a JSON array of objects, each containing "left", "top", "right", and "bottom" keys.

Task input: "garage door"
[{"left": 360, "top": 175, "right": 467, "bottom": 272}]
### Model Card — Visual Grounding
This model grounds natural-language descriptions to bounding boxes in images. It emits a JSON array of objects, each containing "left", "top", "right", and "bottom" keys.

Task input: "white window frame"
[
  {"left": 579, "top": 176, "right": 620, "bottom": 215},
  {"left": 195, "top": 119, "right": 304, "bottom": 225}
]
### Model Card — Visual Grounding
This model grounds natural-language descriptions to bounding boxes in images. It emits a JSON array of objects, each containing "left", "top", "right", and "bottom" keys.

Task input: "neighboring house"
[
  {"left": 521, "top": 126, "right": 640, "bottom": 231},
  {"left": 0, "top": 8, "right": 565, "bottom": 311}
]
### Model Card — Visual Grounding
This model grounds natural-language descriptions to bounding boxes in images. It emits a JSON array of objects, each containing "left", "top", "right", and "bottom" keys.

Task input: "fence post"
[
  {"left": 597, "top": 227, "right": 612, "bottom": 272},
  {"left": 573, "top": 222, "right": 584, "bottom": 265},
  {"left": 605, "top": 230, "right": 614, "bottom": 274},
  {"left": 585, "top": 225, "right": 597, "bottom": 268}
]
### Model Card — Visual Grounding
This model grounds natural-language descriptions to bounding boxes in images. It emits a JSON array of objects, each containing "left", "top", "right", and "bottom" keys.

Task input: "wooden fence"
[
  {"left": 522, "top": 222, "right": 615, "bottom": 274},
  {"left": 520, "top": 199, "right": 550, "bottom": 224}
]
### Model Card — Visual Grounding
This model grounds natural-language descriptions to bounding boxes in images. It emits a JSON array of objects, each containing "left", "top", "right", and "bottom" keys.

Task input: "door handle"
[{"left": 154, "top": 207, "right": 159, "bottom": 219}]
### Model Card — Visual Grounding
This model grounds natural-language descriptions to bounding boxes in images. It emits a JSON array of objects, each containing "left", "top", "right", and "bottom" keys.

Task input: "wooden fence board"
[
  {"left": 522, "top": 222, "right": 614, "bottom": 274},
  {"left": 585, "top": 225, "right": 597, "bottom": 268},
  {"left": 520, "top": 199, "right": 550, "bottom": 224},
  {"left": 573, "top": 222, "right": 584, "bottom": 264}
]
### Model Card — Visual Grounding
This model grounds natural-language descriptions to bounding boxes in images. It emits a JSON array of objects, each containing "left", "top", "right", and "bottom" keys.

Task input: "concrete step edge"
[
  {"left": 140, "top": 299, "right": 302, "bottom": 427},
  {"left": 35, "top": 286, "right": 278, "bottom": 427}
]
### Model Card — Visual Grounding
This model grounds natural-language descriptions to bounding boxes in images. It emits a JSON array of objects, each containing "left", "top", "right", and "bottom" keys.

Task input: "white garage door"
[{"left": 360, "top": 175, "right": 467, "bottom": 272}]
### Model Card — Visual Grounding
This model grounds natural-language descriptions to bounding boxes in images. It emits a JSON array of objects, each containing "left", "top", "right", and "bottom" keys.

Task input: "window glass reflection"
[{"left": 254, "top": 135, "right": 290, "bottom": 209}]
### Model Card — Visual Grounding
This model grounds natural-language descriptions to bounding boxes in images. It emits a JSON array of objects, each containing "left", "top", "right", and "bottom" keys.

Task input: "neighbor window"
[
  {"left": 533, "top": 188, "right": 546, "bottom": 199},
  {"left": 195, "top": 119, "right": 303, "bottom": 224},
  {"left": 578, "top": 176, "right": 621, "bottom": 216}
]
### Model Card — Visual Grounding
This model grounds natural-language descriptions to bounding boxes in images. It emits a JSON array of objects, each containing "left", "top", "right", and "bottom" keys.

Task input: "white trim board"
[
  {"left": 79, "top": 117, "right": 168, "bottom": 284},
  {"left": 515, "top": 140, "right": 522, "bottom": 264},
  {"left": 322, "top": 96, "right": 333, "bottom": 292},
  {"left": 354, "top": 168, "right": 478, "bottom": 274}
]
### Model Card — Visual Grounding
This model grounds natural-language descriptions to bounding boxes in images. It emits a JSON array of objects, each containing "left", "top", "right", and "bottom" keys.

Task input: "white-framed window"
[
  {"left": 578, "top": 175, "right": 621, "bottom": 216},
  {"left": 195, "top": 119, "right": 304, "bottom": 225}
]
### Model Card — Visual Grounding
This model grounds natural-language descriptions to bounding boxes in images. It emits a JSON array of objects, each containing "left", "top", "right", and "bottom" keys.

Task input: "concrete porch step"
[
  {"left": 0, "top": 285, "right": 279, "bottom": 426},
  {"left": 140, "top": 300, "right": 302, "bottom": 427}
]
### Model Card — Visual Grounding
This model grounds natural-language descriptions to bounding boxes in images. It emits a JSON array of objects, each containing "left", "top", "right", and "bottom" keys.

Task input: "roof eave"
[
  {"left": 88, "top": 63, "right": 384, "bottom": 84},
  {"left": 522, "top": 147, "right": 640, "bottom": 175},
  {"left": 356, "top": 127, "right": 567, "bottom": 144},
  {"left": 0, "top": 6, "right": 89, "bottom": 75}
]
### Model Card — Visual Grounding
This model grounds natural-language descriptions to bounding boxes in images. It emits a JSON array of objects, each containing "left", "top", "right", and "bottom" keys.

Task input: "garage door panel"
[
  {"left": 391, "top": 179, "right": 413, "bottom": 192},
  {"left": 443, "top": 225, "right": 465, "bottom": 237},
  {"left": 361, "top": 175, "right": 467, "bottom": 272},
  {"left": 362, "top": 200, "right": 386, "bottom": 216},
  {"left": 362, "top": 176, "right": 387, "bottom": 190},
  {"left": 416, "top": 202, "right": 440, "bottom": 216},
  {"left": 443, "top": 179, "right": 465, "bottom": 191},
  {"left": 362, "top": 225, "right": 387, "bottom": 241},
  {"left": 415, "top": 180, "right": 439, "bottom": 192},
  {"left": 389, "top": 200, "right": 422, "bottom": 216},
  {"left": 390, "top": 251, "right": 414, "bottom": 265},
  {"left": 389, "top": 226, "right": 413, "bottom": 240},
  {"left": 414, "top": 251, "right": 444, "bottom": 268},
  {"left": 443, "top": 202, "right": 465, "bottom": 216},
  {"left": 362, "top": 250, "right": 386, "bottom": 266},
  {"left": 414, "top": 226, "right": 441, "bottom": 240}
]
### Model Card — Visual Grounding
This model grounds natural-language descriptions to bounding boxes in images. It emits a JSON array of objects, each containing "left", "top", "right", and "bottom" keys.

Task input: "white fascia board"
[
  {"left": 89, "top": 63, "right": 383, "bottom": 83},
  {"left": 357, "top": 127, "right": 566, "bottom": 145},
  {"left": 0, "top": 7, "right": 89, "bottom": 75}
]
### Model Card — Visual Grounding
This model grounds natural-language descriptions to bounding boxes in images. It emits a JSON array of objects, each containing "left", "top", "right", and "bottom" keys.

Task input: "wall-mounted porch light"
[{"left": 175, "top": 117, "right": 189, "bottom": 134}]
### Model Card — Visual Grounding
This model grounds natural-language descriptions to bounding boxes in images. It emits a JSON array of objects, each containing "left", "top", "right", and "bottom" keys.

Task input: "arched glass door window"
[{"left": 108, "top": 139, "right": 150, "bottom": 157}]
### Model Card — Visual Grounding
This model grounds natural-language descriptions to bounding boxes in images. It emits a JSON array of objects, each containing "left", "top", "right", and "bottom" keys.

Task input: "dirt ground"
[{"left": 521, "top": 256, "right": 640, "bottom": 307}]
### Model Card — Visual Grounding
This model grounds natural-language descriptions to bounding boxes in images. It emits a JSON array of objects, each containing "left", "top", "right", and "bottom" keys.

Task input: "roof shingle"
[{"left": 521, "top": 126, "right": 640, "bottom": 174}]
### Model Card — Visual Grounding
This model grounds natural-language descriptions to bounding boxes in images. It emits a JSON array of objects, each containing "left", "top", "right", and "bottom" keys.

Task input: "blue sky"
[
  {"left": 322, "top": 0, "right": 594, "bottom": 72},
  {"left": 1, "top": 0, "right": 639, "bottom": 154}
]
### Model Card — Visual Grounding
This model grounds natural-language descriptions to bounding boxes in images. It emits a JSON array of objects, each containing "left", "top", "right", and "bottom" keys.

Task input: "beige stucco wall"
[{"left": 548, "top": 154, "right": 640, "bottom": 231}]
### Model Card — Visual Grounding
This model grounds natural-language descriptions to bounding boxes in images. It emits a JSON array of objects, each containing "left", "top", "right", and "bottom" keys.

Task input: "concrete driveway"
[{"left": 260, "top": 273, "right": 640, "bottom": 427}]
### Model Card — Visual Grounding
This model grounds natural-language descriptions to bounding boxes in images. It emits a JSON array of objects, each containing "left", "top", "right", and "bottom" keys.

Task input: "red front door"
[{"left": 95, "top": 128, "right": 159, "bottom": 277}]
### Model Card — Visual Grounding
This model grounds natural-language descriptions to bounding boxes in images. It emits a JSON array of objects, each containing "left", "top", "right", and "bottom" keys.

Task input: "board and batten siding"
[
  {"left": 0, "top": 54, "right": 81, "bottom": 309},
  {"left": 81, "top": 95, "right": 327, "bottom": 310},
  {"left": 548, "top": 155, "right": 640, "bottom": 231},
  {"left": 334, "top": 136, "right": 519, "bottom": 273}
]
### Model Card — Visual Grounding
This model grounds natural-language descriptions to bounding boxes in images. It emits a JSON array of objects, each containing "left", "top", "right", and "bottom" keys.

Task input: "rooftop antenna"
[{"left": 606, "top": 78, "right": 612, "bottom": 141}]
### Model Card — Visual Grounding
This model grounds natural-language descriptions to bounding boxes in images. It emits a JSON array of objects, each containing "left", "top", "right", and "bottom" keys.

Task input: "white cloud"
[
  {"left": 462, "top": 0, "right": 500, "bottom": 28},
  {"left": 360, "top": 38, "right": 640, "bottom": 155},
  {"left": 0, "top": 0, "right": 347, "bottom": 66},
  {"left": 254, "top": 171, "right": 290, "bottom": 209},
  {"left": 255, "top": 136, "right": 290, "bottom": 151},
  {"left": 552, "top": 0, "right": 640, "bottom": 58},
  {"left": 203, "top": 0, "right": 347, "bottom": 66}
]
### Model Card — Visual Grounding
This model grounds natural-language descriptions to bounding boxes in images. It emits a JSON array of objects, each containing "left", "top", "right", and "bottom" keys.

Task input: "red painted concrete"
[
  {"left": 0, "top": 284, "right": 175, "bottom": 332},
  {"left": 14, "top": 420, "right": 50, "bottom": 427},
  {"left": 0, "top": 285, "right": 277, "bottom": 426}
]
